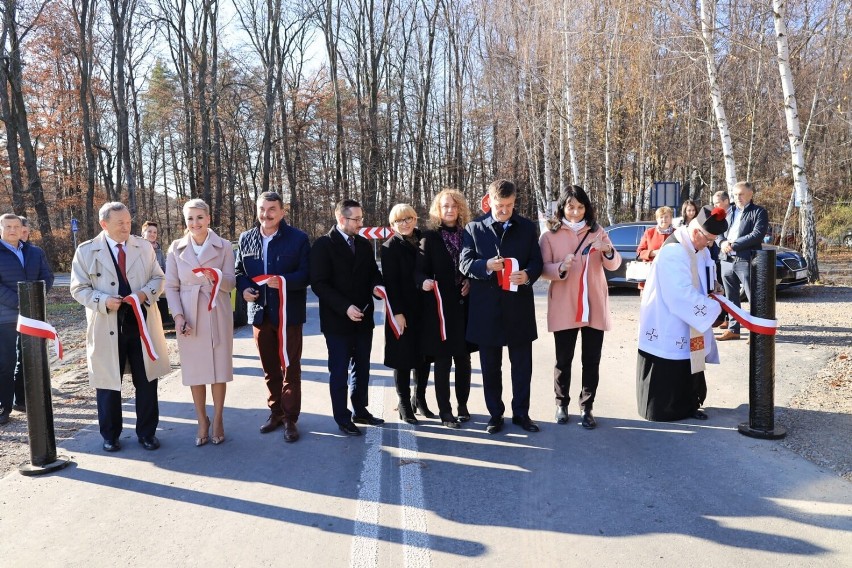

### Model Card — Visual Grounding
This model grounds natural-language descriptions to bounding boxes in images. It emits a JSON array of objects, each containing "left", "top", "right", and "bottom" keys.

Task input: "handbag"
[{"left": 625, "top": 260, "right": 652, "bottom": 282}]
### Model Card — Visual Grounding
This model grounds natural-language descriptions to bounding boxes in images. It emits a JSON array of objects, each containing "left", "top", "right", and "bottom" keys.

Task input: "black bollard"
[
  {"left": 738, "top": 249, "right": 787, "bottom": 439},
  {"left": 17, "top": 280, "right": 71, "bottom": 475}
]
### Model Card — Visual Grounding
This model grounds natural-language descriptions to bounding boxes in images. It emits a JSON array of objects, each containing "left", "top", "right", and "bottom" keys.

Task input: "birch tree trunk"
[
  {"left": 773, "top": 0, "right": 819, "bottom": 281},
  {"left": 700, "top": 0, "right": 737, "bottom": 192}
]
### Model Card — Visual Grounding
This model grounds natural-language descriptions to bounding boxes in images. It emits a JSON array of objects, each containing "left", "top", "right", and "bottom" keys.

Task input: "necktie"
[
  {"left": 117, "top": 243, "right": 128, "bottom": 281},
  {"left": 347, "top": 236, "right": 355, "bottom": 254}
]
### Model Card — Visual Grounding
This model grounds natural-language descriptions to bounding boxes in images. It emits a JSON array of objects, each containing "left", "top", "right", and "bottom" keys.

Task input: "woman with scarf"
[
  {"left": 539, "top": 186, "right": 621, "bottom": 429},
  {"left": 381, "top": 204, "right": 431, "bottom": 424},
  {"left": 416, "top": 189, "right": 476, "bottom": 428},
  {"left": 636, "top": 206, "right": 675, "bottom": 290}
]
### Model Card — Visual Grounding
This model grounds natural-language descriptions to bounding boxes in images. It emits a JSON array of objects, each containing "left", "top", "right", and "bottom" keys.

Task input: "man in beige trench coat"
[{"left": 71, "top": 202, "right": 171, "bottom": 452}]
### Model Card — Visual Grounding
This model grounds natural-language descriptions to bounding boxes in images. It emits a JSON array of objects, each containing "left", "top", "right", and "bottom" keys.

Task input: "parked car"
[{"left": 603, "top": 222, "right": 808, "bottom": 290}]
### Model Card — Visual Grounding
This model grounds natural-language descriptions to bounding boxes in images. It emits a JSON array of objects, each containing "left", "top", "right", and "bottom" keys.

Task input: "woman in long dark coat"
[
  {"left": 416, "top": 189, "right": 476, "bottom": 428},
  {"left": 382, "top": 204, "right": 431, "bottom": 423}
]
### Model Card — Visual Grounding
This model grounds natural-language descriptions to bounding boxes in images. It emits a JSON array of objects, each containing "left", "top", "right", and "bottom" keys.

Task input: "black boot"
[
  {"left": 398, "top": 399, "right": 418, "bottom": 424},
  {"left": 411, "top": 395, "right": 437, "bottom": 419}
]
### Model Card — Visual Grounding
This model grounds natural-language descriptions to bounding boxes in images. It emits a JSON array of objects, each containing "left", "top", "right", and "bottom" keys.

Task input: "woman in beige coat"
[{"left": 165, "top": 199, "right": 236, "bottom": 446}]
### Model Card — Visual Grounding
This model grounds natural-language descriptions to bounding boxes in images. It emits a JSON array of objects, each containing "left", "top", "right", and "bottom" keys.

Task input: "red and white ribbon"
[
  {"left": 123, "top": 294, "right": 159, "bottom": 360},
  {"left": 253, "top": 275, "right": 289, "bottom": 368},
  {"left": 432, "top": 281, "right": 447, "bottom": 342},
  {"left": 374, "top": 285, "right": 403, "bottom": 339},
  {"left": 710, "top": 293, "right": 779, "bottom": 336},
  {"left": 17, "top": 315, "right": 63, "bottom": 360},
  {"left": 192, "top": 267, "right": 223, "bottom": 311},
  {"left": 497, "top": 257, "right": 519, "bottom": 292},
  {"left": 575, "top": 248, "right": 596, "bottom": 323}
]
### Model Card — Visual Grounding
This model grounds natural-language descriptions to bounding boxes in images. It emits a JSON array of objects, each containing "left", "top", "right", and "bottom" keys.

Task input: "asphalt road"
[{"left": 1, "top": 286, "right": 849, "bottom": 567}]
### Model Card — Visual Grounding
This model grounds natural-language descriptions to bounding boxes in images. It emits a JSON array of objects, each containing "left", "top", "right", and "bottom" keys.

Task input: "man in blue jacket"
[
  {"left": 0, "top": 214, "right": 54, "bottom": 424},
  {"left": 236, "top": 192, "right": 310, "bottom": 442},
  {"left": 717, "top": 182, "right": 769, "bottom": 341},
  {"left": 460, "top": 180, "right": 543, "bottom": 434}
]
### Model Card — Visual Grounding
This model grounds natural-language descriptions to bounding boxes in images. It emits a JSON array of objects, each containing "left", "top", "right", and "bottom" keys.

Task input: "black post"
[
  {"left": 738, "top": 249, "right": 786, "bottom": 439},
  {"left": 17, "top": 280, "right": 71, "bottom": 475}
]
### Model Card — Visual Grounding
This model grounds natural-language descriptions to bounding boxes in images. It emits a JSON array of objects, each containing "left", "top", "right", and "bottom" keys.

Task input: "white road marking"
[
  {"left": 351, "top": 380, "right": 385, "bottom": 568},
  {"left": 398, "top": 420, "right": 431, "bottom": 567}
]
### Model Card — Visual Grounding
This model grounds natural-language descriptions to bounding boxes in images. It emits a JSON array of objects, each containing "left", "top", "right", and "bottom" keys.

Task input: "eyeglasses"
[
  {"left": 345, "top": 217, "right": 364, "bottom": 223},
  {"left": 697, "top": 228, "right": 716, "bottom": 241},
  {"left": 392, "top": 217, "right": 415, "bottom": 225}
]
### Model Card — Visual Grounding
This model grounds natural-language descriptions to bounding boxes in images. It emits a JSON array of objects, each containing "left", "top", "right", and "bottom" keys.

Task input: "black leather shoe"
[
  {"left": 338, "top": 422, "right": 362, "bottom": 436},
  {"left": 353, "top": 415, "right": 385, "bottom": 426},
  {"left": 102, "top": 439, "right": 121, "bottom": 452},
  {"left": 555, "top": 406, "right": 569, "bottom": 424},
  {"left": 440, "top": 414, "right": 460, "bottom": 429},
  {"left": 581, "top": 411, "right": 597, "bottom": 429},
  {"left": 0, "top": 412, "right": 9, "bottom": 425},
  {"left": 512, "top": 416, "right": 540, "bottom": 432},
  {"left": 411, "top": 396, "right": 437, "bottom": 419},
  {"left": 486, "top": 416, "right": 504, "bottom": 434},
  {"left": 12, "top": 403, "right": 25, "bottom": 413},
  {"left": 283, "top": 420, "right": 300, "bottom": 443},
  {"left": 259, "top": 415, "right": 283, "bottom": 434},
  {"left": 692, "top": 409, "right": 709, "bottom": 420},
  {"left": 457, "top": 406, "right": 471, "bottom": 423},
  {"left": 138, "top": 436, "right": 161, "bottom": 450}
]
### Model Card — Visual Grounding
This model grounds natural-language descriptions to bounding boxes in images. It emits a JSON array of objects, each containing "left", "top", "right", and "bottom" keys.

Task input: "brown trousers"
[{"left": 254, "top": 320, "right": 303, "bottom": 422}]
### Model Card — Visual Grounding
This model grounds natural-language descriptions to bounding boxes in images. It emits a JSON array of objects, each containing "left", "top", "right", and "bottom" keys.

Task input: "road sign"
[
  {"left": 70, "top": 218, "right": 79, "bottom": 233},
  {"left": 358, "top": 227, "right": 393, "bottom": 239}
]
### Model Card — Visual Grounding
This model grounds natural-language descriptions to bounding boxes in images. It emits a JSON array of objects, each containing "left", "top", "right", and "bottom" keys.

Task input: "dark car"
[{"left": 604, "top": 222, "right": 808, "bottom": 290}]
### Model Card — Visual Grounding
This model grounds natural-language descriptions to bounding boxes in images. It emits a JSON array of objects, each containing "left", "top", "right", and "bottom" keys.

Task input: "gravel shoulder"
[{"left": 1, "top": 262, "right": 850, "bottom": 480}]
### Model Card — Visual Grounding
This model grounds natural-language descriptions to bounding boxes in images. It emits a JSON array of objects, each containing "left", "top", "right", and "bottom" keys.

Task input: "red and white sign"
[{"left": 358, "top": 227, "right": 394, "bottom": 239}]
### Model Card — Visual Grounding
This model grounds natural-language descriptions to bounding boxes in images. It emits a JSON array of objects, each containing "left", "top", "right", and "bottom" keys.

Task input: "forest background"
[{"left": 0, "top": 0, "right": 849, "bottom": 276}]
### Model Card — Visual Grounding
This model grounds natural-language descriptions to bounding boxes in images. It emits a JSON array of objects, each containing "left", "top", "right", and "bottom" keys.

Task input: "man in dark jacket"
[
  {"left": 460, "top": 180, "right": 543, "bottom": 434},
  {"left": 236, "top": 192, "right": 310, "bottom": 442},
  {"left": 0, "top": 214, "right": 54, "bottom": 424},
  {"left": 311, "top": 199, "right": 383, "bottom": 436},
  {"left": 717, "top": 182, "right": 769, "bottom": 341}
]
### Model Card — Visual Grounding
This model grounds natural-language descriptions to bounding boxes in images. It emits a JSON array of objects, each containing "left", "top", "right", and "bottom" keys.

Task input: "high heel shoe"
[
  {"left": 411, "top": 395, "right": 437, "bottom": 419},
  {"left": 196, "top": 416, "right": 210, "bottom": 447},
  {"left": 211, "top": 418, "right": 226, "bottom": 445},
  {"left": 457, "top": 405, "right": 471, "bottom": 423},
  {"left": 398, "top": 400, "right": 418, "bottom": 424}
]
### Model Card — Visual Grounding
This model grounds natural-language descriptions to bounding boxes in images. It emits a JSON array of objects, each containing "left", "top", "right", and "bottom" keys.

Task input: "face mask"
[{"left": 563, "top": 219, "right": 586, "bottom": 232}]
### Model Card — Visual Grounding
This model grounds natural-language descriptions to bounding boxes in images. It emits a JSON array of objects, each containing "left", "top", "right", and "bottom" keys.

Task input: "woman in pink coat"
[
  {"left": 165, "top": 199, "right": 236, "bottom": 446},
  {"left": 539, "top": 186, "right": 622, "bottom": 429}
]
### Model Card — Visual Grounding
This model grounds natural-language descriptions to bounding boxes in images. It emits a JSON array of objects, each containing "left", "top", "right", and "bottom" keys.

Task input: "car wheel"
[{"left": 844, "top": 234, "right": 852, "bottom": 248}]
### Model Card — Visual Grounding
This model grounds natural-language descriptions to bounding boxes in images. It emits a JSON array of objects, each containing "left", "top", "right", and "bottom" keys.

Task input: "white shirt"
[{"left": 103, "top": 234, "right": 127, "bottom": 263}]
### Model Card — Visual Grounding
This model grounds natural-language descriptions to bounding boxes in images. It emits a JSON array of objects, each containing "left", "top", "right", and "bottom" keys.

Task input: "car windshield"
[{"left": 607, "top": 226, "right": 643, "bottom": 246}]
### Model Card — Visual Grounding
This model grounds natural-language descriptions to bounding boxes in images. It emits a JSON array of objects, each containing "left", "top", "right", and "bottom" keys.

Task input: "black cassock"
[{"left": 636, "top": 349, "right": 707, "bottom": 422}]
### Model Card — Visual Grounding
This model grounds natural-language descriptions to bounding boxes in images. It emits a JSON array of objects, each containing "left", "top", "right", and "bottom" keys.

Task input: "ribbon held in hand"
[
  {"left": 710, "top": 293, "right": 778, "bottom": 335},
  {"left": 432, "top": 281, "right": 447, "bottom": 341},
  {"left": 252, "top": 274, "right": 289, "bottom": 368},
  {"left": 192, "top": 267, "right": 223, "bottom": 311},
  {"left": 123, "top": 294, "right": 159, "bottom": 360},
  {"left": 497, "top": 257, "right": 520, "bottom": 292},
  {"left": 575, "top": 248, "right": 596, "bottom": 323},
  {"left": 17, "top": 315, "right": 64, "bottom": 360},
  {"left": 374, "top": 285, "right": 403, "bottom": 339}
]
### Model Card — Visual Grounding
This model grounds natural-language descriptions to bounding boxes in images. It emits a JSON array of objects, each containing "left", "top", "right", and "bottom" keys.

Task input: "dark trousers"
[
  {"left": 553, "top": 327, "right": 604, "bottom": 410},
  {"left": 96, "top": 324, "right": 159, "bottom": 441},
  {"left": 325, "top": 330, "right": 373, "bottom": 425},
  {"left": 434, "top": 349, "right": 471, "bottom": 417},
  {"left": 0, "top": 323, "right": 17, "bottom": 413},
  {"left": 479, "top": 342, "right": 532, "bottom": 419},
  {"left": 254, "top": 320, "right": 303, "bottom": 422},
  {"left": 393, "top": 360, "right": 431, "bottom": 403},
  {"left": 721, "top": 258, "right": 751, "bottom": 334}
]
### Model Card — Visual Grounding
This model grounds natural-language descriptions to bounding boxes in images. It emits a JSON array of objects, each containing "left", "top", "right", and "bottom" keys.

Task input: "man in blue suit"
[
  {"left": 717, "top": 181, "right": 769, "bottom": 341},
  {"left": 236, "top": 192, "right": 310, "bottom": 442},
  {"left": 460, "top": 180, "right": 543, "bottom": 434},
  {"left": 0, "top": 214, "right": 54, "bottom": 424}
]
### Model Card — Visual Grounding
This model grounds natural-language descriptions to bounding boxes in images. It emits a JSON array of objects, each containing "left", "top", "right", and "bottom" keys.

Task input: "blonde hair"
[
  {"left": 183, "top": 198, "right": 210, "bottom": 217},
  {"left": 388, "top": 203, "right": 417, "bottom": 224},
  {"left": 655, "top": 206, "right": 674, "bottom": 219},
  {"left": 428, "top": 188, "right": 471, "bottom": 229}
]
